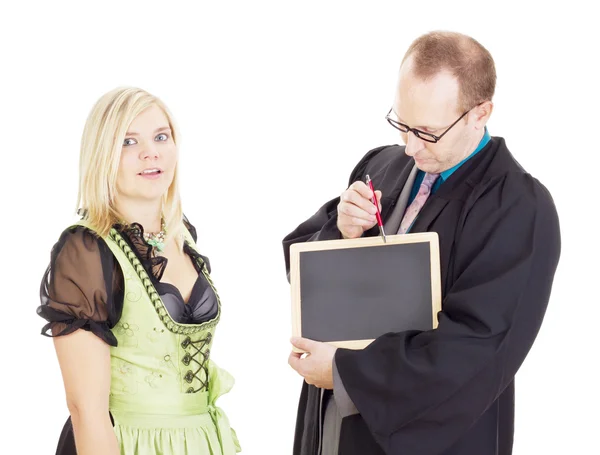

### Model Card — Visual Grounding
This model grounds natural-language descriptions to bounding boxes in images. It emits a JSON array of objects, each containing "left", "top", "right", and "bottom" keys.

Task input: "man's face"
[{"left": 393, "top": 59, "right": 475, "bottom": 174}]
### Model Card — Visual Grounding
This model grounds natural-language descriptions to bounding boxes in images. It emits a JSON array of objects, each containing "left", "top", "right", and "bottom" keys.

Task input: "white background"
[{"left": 1, "top": 1, "right": 598, "bottom": 454}]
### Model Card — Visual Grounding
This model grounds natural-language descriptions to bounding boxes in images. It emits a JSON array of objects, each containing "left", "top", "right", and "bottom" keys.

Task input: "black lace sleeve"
[{"left": 37, "top": 226, "right": 124, "bottom": 346}]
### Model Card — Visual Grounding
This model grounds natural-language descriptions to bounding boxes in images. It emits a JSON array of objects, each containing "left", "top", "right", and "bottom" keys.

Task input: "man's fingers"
[
  {"left": 348, "top": 181, "right": 375, "bottom": 201},
  {"left": 374, "top": 190, "right": 383, "bottom": 210},
  {"left": 291, "top": 336, "right": 316, "bottom": 352},
  {"left": 338, "top": 201, "right": 377, "bottom": 224},
  {"left": 288, "top": 351, "right": 303, "bottom": 372},
  {"left": 288, "top": 348, "right": 313, "bottom": 378},
  {"left": 342, "top": 188, "right": 378, "bottom": 215}
]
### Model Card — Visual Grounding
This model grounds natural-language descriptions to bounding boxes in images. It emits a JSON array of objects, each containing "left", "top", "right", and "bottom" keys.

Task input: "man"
[{"left": 282, "top": 31, "right": 561, "bottom": 455}]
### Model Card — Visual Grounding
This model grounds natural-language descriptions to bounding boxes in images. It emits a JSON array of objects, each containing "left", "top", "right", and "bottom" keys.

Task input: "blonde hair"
[{"left": 77, "top": 87, "right": 184, "bottom": 246}]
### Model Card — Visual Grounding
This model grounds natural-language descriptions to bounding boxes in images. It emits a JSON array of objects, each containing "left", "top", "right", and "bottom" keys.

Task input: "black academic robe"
[{"left": 282, "top": 137, "right": 561, "bottom": 455}]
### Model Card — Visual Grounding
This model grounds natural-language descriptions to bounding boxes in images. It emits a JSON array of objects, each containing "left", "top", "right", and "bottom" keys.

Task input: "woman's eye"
[
  {"left": 155, "top": 133, "right": 169, "bottom": 142},
  {"left": 123, "top": 138, "right": 137, "bottom": 146}
]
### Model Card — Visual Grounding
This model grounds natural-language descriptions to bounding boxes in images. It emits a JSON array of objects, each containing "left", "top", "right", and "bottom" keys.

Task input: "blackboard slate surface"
[
  {"left": 300, "top": 241, "right": 432, "bottom": 341},
  {"left": 290, "top": 233, "right": 441, "bottom": 349}
]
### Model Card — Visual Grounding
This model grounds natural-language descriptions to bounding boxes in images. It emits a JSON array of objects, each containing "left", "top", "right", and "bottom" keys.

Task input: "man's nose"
[{"left": 404, "top": 131, "right": 425, "bottom": 157}]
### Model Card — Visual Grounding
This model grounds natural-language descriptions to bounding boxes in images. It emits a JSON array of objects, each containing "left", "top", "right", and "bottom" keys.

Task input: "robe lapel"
[
  {"left": 408, "top": 195, "right": 451, "bottom": 233},
  {"left": 384, "top": 164, "right": 418, "bottom": 234},
  {"left": 409, "top": 155, "right": 485, "bottom": 234},
  {"left": 362, "top": 153, "right": 416, "bottom": 238}
]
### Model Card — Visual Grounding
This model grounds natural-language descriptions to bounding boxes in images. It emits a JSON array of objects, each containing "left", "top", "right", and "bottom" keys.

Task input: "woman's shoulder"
[
  {"left": 39, "top": 222, "right": 122, "bottom": 346},
  {"left": 51, "top": 223, "right": 110, "bottom": 261}
]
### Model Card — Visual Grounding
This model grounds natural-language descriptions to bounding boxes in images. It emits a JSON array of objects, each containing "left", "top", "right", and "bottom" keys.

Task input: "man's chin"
[{"left": 414, "top": 159, "right": 438, "bottom": 174}]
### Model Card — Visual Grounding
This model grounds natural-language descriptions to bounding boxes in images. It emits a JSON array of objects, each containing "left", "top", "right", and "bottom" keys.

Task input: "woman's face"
[{"left": 116, "top": 104, "right": 177, "bottom": 205}]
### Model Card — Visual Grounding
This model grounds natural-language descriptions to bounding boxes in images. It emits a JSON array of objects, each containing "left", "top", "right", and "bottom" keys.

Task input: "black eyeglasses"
[{"left": 385, "top": 103, "right": 481, "bottom": 143}]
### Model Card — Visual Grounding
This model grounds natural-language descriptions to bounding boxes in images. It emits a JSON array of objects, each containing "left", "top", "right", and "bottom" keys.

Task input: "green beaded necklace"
[{"left": 143, "top": 218, "right": 167, "bottom": 252}]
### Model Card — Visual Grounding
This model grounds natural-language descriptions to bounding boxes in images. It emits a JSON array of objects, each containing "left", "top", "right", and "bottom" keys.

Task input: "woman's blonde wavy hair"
[{"left": 76, "top": 87, "right": 184, "bottom": 246}]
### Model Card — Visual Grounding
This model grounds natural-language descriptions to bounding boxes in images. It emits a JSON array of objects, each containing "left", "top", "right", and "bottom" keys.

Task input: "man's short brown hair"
[{"left": 402, "top": 31, "right": 496, "bottom": 112}]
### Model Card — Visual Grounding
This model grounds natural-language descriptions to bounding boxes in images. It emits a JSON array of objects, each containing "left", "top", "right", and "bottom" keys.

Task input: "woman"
[{"left": 37, "top": 87, "right": 241, "bottom": 454}]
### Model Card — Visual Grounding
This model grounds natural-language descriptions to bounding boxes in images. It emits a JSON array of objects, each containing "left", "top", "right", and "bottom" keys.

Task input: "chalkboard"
[{"left": 290, "top": 233, "right": 441, "bottom": 350}]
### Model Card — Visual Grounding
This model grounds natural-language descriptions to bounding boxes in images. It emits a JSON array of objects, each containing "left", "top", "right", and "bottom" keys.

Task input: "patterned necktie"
[{"left": 398, "top": 172, "right": 440, "bottom": 234}]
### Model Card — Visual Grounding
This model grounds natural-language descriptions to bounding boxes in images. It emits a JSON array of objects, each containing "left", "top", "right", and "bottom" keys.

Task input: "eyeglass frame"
[{"left": 385, "top": 102, "right": 484, "bottom": 143}]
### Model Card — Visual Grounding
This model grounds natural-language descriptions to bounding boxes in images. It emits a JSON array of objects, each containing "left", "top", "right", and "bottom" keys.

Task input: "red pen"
[{"left": 365, "top": 174, "right": 387, "bottom": 243}]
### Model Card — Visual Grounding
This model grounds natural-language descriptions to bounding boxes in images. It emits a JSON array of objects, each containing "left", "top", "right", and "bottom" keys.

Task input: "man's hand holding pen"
[{"left": 336, "top": 180, "right": 383, "bottom": 240}]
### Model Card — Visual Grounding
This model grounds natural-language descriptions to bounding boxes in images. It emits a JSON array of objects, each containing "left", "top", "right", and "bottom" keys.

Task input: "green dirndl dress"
[
  {"left": 105, "top": 226, "right": 240, "bottom": 454},
  {"left": 42, "top": 222, "right": 241, "bottom": 455}
]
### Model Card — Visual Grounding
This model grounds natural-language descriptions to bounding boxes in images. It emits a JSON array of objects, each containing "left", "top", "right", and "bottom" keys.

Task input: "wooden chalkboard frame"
[{"left": 290, "top": 232, "right": 442, "bottom": 350}]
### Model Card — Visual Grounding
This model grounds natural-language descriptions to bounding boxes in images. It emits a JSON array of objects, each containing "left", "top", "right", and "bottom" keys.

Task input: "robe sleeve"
[
  {"left": 333, "top": 358, "right": 359, "bottom": 417},
  {"left": 282, "top": 145, "right": 389, "bottom": 279},
  {"left": 334, "top": 172, "right": 561, "bottom": 453},
  {"left": 37, "top": 225, "right": 123, "bottom": 346}
]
